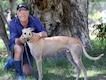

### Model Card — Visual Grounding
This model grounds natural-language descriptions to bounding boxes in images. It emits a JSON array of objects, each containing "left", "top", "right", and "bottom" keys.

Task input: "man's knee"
[
  {"left": 14, "top": 44, "right": 24, "bottom": 52},
  {"left": 14, "top": 44, "right": 24, "bottom": 59}
]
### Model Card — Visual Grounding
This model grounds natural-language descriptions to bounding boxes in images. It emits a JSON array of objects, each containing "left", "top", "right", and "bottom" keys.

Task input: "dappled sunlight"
[
  {"left": 43, "top": 65, "right": 106, "bottom": 80},
  {"left": 87, "top": 70, "right": 104, "bottom": 77},
  {"left": 46, "top": 67, "right": 73, "bottom": 76},
  {"left": 0, "top": 39, "right": 5, "bottom": 51}
]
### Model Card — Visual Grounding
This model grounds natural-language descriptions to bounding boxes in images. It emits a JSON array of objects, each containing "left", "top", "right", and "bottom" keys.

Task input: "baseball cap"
[{"left": 17, "top": 3, "right": 29, "bottom": 11}]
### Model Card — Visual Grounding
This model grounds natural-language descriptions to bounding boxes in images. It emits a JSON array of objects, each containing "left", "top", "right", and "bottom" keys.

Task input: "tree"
[
  {"left": 28, "top": 0, "right": 91, "bottom": 49},
  {"left": 0, "top": 5, "right": 11, "bottom": 55},
  {"left": 9, "top": 0, "right": 16, "bottom": 18},
  {"left": 0, "top": 0, "right": 92, "bottom": 54}
]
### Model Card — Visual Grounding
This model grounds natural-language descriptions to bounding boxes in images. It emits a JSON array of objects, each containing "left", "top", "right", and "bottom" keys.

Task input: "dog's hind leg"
[
  {"left": 65, "top": 49, "right": 81, "bottom": 80},
  {"left": 78, "top": 60, "right": 87, "bottom": 80},
  {"left": 69, "top": 45, "right": 87, "bottom": 80}
]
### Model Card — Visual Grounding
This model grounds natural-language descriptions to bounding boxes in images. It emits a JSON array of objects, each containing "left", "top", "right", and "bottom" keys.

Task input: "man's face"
[{"left": 17, "top": 9, "right": 29, "bottom": 22}]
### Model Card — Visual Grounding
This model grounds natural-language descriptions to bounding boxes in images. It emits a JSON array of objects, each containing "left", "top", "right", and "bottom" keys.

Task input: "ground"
[{"left": 0, "top": 50, "right": 106, "bottom": 80}]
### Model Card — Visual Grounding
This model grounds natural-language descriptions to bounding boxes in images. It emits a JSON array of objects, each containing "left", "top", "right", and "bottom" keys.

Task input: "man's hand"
[
  {"left": 15, "top": 36, "right": 26, "bottom": 45},
  {"left": 38, "top": 31, "right": 47, "bottom": 38}
]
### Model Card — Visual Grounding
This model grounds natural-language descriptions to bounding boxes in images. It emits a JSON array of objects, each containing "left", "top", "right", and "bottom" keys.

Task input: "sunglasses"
[{"left": 17, "top": 4, "right": 29, "bottom": 11}]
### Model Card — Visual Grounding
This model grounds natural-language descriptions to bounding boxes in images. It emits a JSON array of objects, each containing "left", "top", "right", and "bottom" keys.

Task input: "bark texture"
[{"left": 28, "top": 0, "right": 91, "bottom": 49}]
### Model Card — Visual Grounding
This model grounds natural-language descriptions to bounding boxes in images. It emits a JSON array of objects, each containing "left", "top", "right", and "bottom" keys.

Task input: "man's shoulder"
[
  {"left": 9, "top": 17, "right": 19, "bottom": 26},
  {"left": 10, "top": 17, "right": 18, "bottom": 23},
  {"left": 29, "top": 15, "right": 39, "bottom": 21}
]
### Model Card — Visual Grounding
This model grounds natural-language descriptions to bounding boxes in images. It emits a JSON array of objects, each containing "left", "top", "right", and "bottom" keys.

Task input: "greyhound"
[{"left": 22, "top": 28, "right": 104, "bottom": 80}]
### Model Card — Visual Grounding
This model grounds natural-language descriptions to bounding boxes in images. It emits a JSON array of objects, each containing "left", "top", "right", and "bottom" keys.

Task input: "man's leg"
[
  {"left": 4, "top": 43, "right": 33, "bottom": 76},
  {"left": 22, "top": 44, "right": 33, "bottom": 76},
  {"left": 14, "top": 44, "right": 26, "bottom": 80}
]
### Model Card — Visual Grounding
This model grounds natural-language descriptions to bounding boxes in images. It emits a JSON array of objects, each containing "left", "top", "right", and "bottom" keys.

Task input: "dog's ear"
[{"left": 28, "top": 28, "right": 34, "bottom": 32}]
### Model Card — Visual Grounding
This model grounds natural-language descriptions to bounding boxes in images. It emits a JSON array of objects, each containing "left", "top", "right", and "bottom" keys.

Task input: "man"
[{"left": 4, "top": 3, "right": 47, "bottom": 80}]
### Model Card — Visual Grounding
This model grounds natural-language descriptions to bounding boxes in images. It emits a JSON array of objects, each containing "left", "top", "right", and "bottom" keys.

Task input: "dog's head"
[{"left": 22, "top": 28, "right": 34, "bottom": 41}]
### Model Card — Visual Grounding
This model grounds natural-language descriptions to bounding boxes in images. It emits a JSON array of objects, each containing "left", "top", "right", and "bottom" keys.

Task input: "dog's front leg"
[{"left": 36, "top": 56, "right": 43, "bottom": 80}]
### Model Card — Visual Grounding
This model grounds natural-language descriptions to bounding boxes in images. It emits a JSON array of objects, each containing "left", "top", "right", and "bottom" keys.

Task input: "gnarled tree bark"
[{"left": 28, "top": 0, "right": 91, "bottom": 49}]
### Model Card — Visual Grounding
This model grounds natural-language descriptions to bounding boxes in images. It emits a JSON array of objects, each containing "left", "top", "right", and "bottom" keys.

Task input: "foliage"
[
  {"left": 0, "top": 39, "right": 6, "bottom": 51},
  {"left": 0, "top": 0, "right": 23, "bottom": 11},
  {"left": 88, "top": 11, "right": 101, "bottom": 21},
  {"left": 90, "top": 0, "right": 106, "bottom": 2},
  {"left": 0, "top": 1, "right": 9, "bottom": 12},
  {"left": 90, "top": 40, "right": 106, "bottom": 55},
  {"left": 22, "top": 0, "right": 28, "bottom": 3},
  {"left": 92, "top": 23, "right": 106, "bottom": 41},
  {"left": 16, "top": 0, "right": 23, "bottom": 4}
]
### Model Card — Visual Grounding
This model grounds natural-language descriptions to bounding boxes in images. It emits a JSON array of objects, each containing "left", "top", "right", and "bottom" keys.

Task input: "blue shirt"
[{"left": 9, "top": 15, "right": 46, "bottom": 50}]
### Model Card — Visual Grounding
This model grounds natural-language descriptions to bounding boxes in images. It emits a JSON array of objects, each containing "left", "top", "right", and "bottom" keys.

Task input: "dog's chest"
[{"left": 27, "top": 42, "right": 42, "bottom": 53}]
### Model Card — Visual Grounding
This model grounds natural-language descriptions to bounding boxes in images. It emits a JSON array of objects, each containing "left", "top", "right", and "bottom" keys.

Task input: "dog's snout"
[{"left": 27, "top": 38, "right": 30, "bottom": 41}]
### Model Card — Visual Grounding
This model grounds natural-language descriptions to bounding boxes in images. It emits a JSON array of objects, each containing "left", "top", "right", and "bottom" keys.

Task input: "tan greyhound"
[{"left": 22, "top": 28, "right": 103, "bottom": 80}]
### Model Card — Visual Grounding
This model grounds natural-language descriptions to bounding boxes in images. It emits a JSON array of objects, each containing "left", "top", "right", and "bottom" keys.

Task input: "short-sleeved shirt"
[{"left": 9, "top": 15, "right": 46, "bottom": 51}]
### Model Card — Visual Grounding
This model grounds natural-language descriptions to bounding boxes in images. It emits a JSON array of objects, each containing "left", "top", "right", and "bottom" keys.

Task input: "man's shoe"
[
  {"left": 14, "top": 60, "right": 26, "bottom": 80},
  {"left": 4, "top": 57, "right": 14, "bottom": 70},
  {"left": 16, "top": 75, "right": 26, "bottom": 80}
]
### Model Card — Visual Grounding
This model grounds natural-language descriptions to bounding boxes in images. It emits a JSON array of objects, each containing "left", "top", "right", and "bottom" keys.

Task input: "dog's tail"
[{"left": 82, "top": 46, "right": 104, "bottom": 60}]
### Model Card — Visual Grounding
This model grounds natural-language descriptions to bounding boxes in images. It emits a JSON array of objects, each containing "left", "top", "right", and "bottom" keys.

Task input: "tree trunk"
[
  {"left": 28, "top": 0, "right": 91, "bottom": 49},
  {"left": 0, "top": 5, "right": 11, "bottom": 55},
  {"left": 9, "top": 0, "right": 16, "bottom": 18}
]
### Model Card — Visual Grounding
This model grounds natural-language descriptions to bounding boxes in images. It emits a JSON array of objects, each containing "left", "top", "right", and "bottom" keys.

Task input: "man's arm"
[
  {"left": 9, "top": 21, "right": 19, "bottom": 46},
  {"left": 33, "top": 16, "right": 48, "bottom": 38},
  {"left": 9, "top": 21, "right": 24, "bottom": 46},
  {"left": 38, "top": 31, "right": 47, "bottom": 38},
  {"left": 15, "top": 36, "right": 25, "bottom": 45}
]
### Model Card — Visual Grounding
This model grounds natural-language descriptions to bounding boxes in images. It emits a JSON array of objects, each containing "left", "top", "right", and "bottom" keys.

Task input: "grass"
[{"left": 0, "top": 39, "right": 106, "bottom": 80}]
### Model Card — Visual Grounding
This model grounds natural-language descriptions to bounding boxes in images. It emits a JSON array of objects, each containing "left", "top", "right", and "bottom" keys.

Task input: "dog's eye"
[
  {"left": 29, "top": 33, "right": 31, "bottom": 35},
  {"left": 24, "top": 33, "right": 26, "bottom": 35}
]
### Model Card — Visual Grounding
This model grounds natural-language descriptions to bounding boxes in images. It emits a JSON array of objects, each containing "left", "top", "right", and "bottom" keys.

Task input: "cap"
[{"left": 17, "top": 3, "right": 29, "bottom": 11}]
